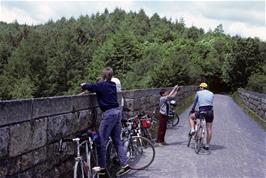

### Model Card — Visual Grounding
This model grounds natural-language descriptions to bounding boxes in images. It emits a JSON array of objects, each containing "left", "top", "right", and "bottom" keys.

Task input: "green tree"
[{"left": 222, "top": 37, "right": 264, "bottom": 90}]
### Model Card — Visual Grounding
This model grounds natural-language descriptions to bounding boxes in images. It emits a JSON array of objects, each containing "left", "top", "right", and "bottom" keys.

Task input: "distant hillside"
[{"left": 0, "top": 8, "right": 265, "bottom": 99}]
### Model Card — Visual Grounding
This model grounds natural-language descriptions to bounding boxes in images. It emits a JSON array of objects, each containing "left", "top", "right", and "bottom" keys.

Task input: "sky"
[{"left": 0, "top": 0, "right": 265, "bottom": 41}]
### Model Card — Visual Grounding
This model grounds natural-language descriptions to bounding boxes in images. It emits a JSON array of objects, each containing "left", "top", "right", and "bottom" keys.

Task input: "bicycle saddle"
[{"left": 199, "top": 111, "right": 207, "bottom": 118}]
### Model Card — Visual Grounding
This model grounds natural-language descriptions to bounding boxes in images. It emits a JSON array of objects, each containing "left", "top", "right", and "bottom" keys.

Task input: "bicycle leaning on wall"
[
  {"left": 59, "top": 130, "right": 99, "bottom": 178},
  {"left": 167, "top": 100, "right": 180, "bottom": 128}
]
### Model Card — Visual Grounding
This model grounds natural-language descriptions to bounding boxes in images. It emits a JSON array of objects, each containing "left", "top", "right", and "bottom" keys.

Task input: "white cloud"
[
  {"left": 0, "top": 5, "right": 38, "bottom": 24},
  {"left": 142, "top": 1, "right": 266, "bottom": 41},
  {"left": 227, "top": 22, "right": 266, "bottom": 39},
  {"left": 0, "top": 1, "right": 265, "bottom": 41}
]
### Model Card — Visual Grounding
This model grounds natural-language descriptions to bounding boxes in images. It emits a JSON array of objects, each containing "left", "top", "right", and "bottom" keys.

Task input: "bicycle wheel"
[
  {"left": 126, "top": 136, "right": 155, "bottom": 170},
  {"left": 187, "top": 132, "right": 192, "bottom": 147},
  {"left": 86, "top": 148, "right": 97, "bottom": 178},
  {"left": 106, "top": 140, "right": 120, "bottom": 178},
  {"left": 74, "top": 160, "right": 84, "bottom": 178},
  {"left": 83, "top": 153, "right": 91, "bottom": 178},
  {"left": 141, "top": 128, "right": 153, "bottom": 142},
  {"left": 194, "top": 127, "right": 203, "bottom": 154},
  {"left": 171, "top": 114, "right": 180, "bottom": 127}
]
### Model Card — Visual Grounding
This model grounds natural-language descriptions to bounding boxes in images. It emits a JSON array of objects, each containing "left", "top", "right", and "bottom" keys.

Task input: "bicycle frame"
[
  {"left": 59, "top": 133, "right": 97, "bottom": 178},
  {"left": 194, "top": 113, "right": 206, "bottom": 154}
]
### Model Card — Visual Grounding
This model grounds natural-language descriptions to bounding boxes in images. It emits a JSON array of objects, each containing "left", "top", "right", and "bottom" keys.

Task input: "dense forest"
[{"left": 0, "top": 9, "right": 265, "bottom": 100}]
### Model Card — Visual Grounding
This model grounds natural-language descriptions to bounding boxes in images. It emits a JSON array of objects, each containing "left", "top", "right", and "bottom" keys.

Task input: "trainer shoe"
[
  {"left": 161, "top": 141, "right": 169, "bottom": 145},
  {"left": 154, "top": 142, "right": 164, "bottom": 147},
  {"left": 116, "top": 164, "right": 131, "bottom": 176},
  {"left": 203, "top": 145, "right": 209, "bottom": 150},
  {"left": 189, "top": 130, "right": 195, "bottom": 136},
  {"left": 92, "top": 167, "right": 106, "bottom": 175}
]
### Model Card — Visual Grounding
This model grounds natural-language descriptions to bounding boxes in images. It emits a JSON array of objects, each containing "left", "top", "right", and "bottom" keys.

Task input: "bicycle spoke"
[{"left": 126, "top": 136, "right": 155, "bottom": 170}]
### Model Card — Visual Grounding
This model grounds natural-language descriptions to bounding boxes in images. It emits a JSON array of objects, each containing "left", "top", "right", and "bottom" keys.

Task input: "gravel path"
[{"left": 124, "top": 94, "right": 266, "bottom": 178}]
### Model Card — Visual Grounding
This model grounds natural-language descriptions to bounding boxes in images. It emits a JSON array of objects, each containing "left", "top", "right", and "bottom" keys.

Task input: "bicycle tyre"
[
  {"left": 187, "top": 132, "right": 192, "bottom": 147},
  {"left": 85, "top": 150, "right": 93, "bottom": 178},
  {"left": 171, "top": 114, "right": 180, "bottom": 127},
  {"left": 106, "top": 140, "right": 120, "bottom": 178},
  {"left": 194, "top": 126, "right": 203, "bottom": 154},
  {"left": 74, "top": 160, "right": 84, "bottom": 178},
  {"left": 126, "top": 136, "right": 155, "bottom": 170}
]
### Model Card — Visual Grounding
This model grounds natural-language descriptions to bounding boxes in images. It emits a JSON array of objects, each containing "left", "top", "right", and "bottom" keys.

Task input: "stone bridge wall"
[
  {"left": 0, "top": 86, "right": 196, "bottom": 178},
  {"left": 238, "top": 88, "right": 266, "bottom": 121}
]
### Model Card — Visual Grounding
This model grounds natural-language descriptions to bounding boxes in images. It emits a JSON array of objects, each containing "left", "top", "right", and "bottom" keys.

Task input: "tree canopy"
[{"left": 0, "top": 9, "right": 265, "bottom": 99}]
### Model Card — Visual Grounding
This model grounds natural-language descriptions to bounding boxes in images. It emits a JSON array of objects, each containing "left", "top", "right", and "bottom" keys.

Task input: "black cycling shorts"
[{"left": 195, "top": 107, "right": 214, "bottom": 123}]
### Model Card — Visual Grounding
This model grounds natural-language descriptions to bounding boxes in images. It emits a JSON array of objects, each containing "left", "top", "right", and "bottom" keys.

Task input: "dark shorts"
[{"left": 195, "top": 106, "right": 214, "bottom": 123}]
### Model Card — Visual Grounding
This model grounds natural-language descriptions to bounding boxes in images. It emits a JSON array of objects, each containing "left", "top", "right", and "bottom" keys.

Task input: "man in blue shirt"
[
  {"left": 189, "top": 82, "right": 214, "bottom": 150},
  {"left": 81, "top": 67, "right": 130, "bottom": 176}
]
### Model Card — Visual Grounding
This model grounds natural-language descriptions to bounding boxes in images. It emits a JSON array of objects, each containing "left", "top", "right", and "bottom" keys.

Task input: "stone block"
[
  {"left": 123, "top": 88, "right": 161, "bottom": 99},
  {"left": 32, "top": 162, "right": 49, "bottom": 178},
  {"left": 133, "top": 98, "right": 143, "bottom": 110},
  {"left": 32, "top": 96, "right": 73, "bottom": 119},
  {"left": 0, "top": 127, "right": 9, "bottom": 158},
  {"left": 124, "top": 99, "right": 134, "bottom": 111},
  {"left": 47, "top": 111, "right": 91, "bottom": 143},
  {"left": 78, "top": 110, "right": 92, "bottom": 130},
  {"left": 117, "top": 93, "right": 123, "bottom": 106},
  {"left": 150, "top": 96, "right": 159, "bottom": 106},
  {"left": 32, "top": 118, "right": 47, "bottom": 149},
  {"left": 18, "top": 169, "right": 33, "bottom": 178},
  {"left": 46, "top": 143, "right": 57, "bottom": 163},
  {"left": 6, "top": 157, "right": 20, "bottom": 175},
  {"left": 10, "top": 122, "right": 31, "bottom": 157},
  {"left": 262, "top": 98, "right": 266, "bottom": 104},
  {"left": 19, "top": 152, "right": 33, "bottom": 171},
  {"left": 47, "top": 114, "right": 69, "bottom": 142},
  {"left": 0, "top": 159, "right": 8, "bottom": 177},
  {"left": 46, "top": 143, "right": 65, "bottom": 169},
  {"left": 0, "top": 99, "right": 32, "bottom": 127},
  {"left": 72, "top": 94, "right": 98, "bottom": 111},
  {"left": 32, "top": 146, "right": 47, "bottom": 165},
  {"left": 65, "top": 113, "right": 80, "bottom": 135}
]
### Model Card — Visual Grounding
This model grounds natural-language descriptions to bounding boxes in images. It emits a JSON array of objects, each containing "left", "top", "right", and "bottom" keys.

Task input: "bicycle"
[
  {"left": 59, "top": 130, "right": 99, "bottom": 178},
  {"left": 187, "top": 111, "right": 206, "bottom": 154},
  {"left": 106, "top": 117, "right": 156, "bottom": 177},
  {"left": 134, "top": 113, "right": 154, "bottom": 142},
  {"left": 167, "top": 100, "right": 180, "bottom": 128},
  {"left": 122, "top": 112, "right": 155, "bottom": 143}
]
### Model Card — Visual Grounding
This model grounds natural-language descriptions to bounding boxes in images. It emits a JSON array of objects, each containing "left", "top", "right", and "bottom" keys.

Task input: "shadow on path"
[
  {"left": 210, "top": 144, "right": 226, "bottom": 151},
  {"left": 162, "top": 141, "right": 186, "bottom": 146}
]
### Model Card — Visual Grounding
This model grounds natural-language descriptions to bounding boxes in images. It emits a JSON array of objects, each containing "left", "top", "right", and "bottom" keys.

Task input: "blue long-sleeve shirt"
[
  {"left": 81, "top": 81, "right": 119, "bottom": 112},
  {"left": 192, "top": 89, "right": 214, "bottom": 111}
]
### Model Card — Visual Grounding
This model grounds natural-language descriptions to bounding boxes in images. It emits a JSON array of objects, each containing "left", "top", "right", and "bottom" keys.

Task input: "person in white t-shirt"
[{"left": 111, "top": 77, "right": 124, "bottom": 107}]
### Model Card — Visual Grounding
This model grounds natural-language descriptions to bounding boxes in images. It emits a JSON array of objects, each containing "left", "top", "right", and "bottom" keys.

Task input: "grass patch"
[
  {"left": 175, "top": 95, "right": 194, "bottom": 115},
  {"left": 232, "top": 92, "right": 266, "bottom": 131}
]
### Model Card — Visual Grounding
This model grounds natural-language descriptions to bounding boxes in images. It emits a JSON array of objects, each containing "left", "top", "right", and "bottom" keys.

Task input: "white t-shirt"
[
  {"left": 111, "top": 77, "right": 124, "bottom": 106},
  {"left": 111, "top": 77, "right": 122, "bottom": 92}
]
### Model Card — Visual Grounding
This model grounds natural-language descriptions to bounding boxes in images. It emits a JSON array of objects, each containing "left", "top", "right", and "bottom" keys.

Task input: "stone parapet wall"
[
  {"left": 0, "top": 86, "right": 196, "bottom": 178},
  {"left": 0, "top": 95, "right": 99, "bottom": 178},
  {"left": 238, "top": 88, "right": 266, "bottom": 121},
  {"left": 123, "top": 86, "right": 197, "bottom": 113}
]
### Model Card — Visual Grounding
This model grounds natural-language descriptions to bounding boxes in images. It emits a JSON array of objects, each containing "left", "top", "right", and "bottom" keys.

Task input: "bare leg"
[
  {"left": 206, "top": 122, "right": 213, "bottom": 145},
  {"left": 189, "top": 113, "right": 196, "bottom": 130}
]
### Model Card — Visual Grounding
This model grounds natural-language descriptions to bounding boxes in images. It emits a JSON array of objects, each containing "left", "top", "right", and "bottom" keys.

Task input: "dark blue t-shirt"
[{"left": 81, "top": 81, "right": 119, "bottom": 112}]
